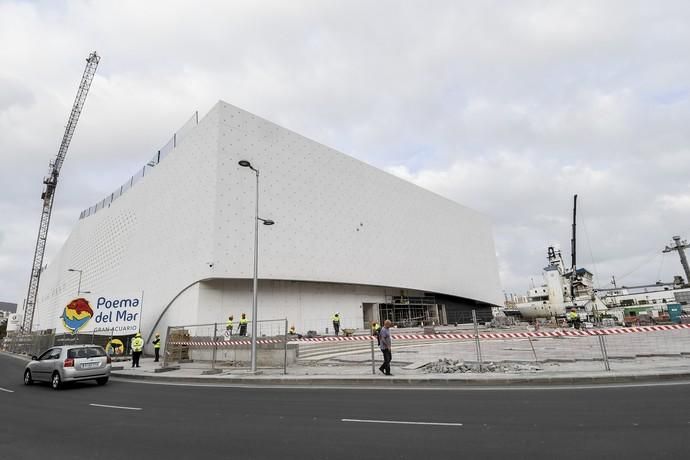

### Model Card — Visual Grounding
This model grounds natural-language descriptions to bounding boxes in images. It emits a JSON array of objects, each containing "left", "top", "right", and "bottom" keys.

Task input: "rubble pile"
[
  {"left": 422, "top": 358, "right": 542, "bottom": 374},
  {"left": 489, "top": 315, "right": 518, "bottom": 328}
]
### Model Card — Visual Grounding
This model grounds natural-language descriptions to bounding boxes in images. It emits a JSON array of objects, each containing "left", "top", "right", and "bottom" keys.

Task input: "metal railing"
[
  {"left": 7, "top": 317, "right": 688, "bottom": 378},
  {"left": 2, "top": 328, "right": 129, "bottom": 358},
  {"left": 292, "top": 315, "right": 690, "bottom": 376},
  {"left": 163, "top": 318, "right": 292, "bottom": 373},
  {"left": 79, "top": 112, "right": 198, "bottom": 219}
]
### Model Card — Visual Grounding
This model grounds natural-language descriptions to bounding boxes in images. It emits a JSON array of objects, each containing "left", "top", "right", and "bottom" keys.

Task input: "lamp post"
[
  {"left": 67, "top": 268, "right": 91, "bottom": 296},
  {"left": 238, "top": 160, "right": 274, "bottom": 373}
]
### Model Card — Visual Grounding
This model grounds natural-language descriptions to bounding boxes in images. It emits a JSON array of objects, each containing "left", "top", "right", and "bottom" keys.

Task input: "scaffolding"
[{"left": 378, "top": 295, "right": 443, "bottom": 327}]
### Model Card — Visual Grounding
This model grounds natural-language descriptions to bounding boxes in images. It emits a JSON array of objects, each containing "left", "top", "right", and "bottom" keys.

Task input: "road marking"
[
  {"left": 89, "top": 403, "right": 142, "bottom": 411},
  {"left": 342, "top": 418, "right": 462, "bottom": 427},
  {"left": 0, "top": 387, "right": 14, "bottom": 393}
]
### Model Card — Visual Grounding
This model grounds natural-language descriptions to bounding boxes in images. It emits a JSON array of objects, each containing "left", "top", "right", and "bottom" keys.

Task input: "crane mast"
[
  {"left": 21, "top": 51, "right": 100, "bottom": 333},
  {"left": 663, "top": 235, "right": 690, "bottom": 285}
]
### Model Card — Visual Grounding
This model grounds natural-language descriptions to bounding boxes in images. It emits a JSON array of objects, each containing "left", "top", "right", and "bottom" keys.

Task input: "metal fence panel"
[{"left": 164, "top": 319, "right": 292, "bottom": 373}]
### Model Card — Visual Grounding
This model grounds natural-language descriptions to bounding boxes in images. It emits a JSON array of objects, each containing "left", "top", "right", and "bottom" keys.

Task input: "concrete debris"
[
  {"left": 422, "top": 358, "right": 542, "bottom": 374},
  {"left": 489, "top": 315, "right": 518, "bottom": 328}
]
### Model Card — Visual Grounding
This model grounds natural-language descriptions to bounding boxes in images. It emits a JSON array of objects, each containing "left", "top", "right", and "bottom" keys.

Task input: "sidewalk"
[
  {"left": 112, "top": 355, "right": 690, "bottom": 386},
  {"left": 112, "top": 325, "right": 690, "bottom": 386}
]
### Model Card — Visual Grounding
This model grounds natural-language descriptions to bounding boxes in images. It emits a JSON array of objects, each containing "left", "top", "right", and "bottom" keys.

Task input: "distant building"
[
  {"left": 0, "top": 301, "right": 17, "bottom": 326},
  {"left": 0, "top": 302, "right": 17, "bottom": 313},
  {"left": 27, "top": 102, "right": 503, "bottom": 346}
]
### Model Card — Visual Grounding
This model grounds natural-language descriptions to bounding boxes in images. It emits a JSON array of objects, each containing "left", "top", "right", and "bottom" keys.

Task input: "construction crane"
[
  {"left": 663, "top": 235, "right": 690, "bottom": 285},
  {"left": 20, "top": 51, "right": 100, "bottom": 333}
]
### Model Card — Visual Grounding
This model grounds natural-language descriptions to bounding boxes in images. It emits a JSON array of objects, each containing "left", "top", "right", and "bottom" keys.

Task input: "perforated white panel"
[
  {"left": 212, "top": 102, "right": 501, "bottom": 302},
  {"left": 33, "top": 101, "right": 502, "bottom": 343}
]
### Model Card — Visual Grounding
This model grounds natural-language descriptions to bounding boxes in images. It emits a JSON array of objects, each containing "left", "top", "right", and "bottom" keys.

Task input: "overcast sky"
[{"left": 2, "top": 0, "right": 690, "bottom": 306}]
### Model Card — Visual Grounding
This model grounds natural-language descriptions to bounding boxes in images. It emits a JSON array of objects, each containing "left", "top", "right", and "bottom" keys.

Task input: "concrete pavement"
[{"left": 7, "top": 323, "right": 690, "bottom": 386}]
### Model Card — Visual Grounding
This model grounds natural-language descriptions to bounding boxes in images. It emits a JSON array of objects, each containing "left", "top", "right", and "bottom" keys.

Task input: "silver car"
[{"left": 24, "top": 345, "right": 111, "bottom": 390}]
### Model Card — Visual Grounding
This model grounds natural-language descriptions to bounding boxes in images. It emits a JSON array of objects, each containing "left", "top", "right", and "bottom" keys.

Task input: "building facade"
[{"left": 30, "top": 101, "right": 503, "bottom": 349}]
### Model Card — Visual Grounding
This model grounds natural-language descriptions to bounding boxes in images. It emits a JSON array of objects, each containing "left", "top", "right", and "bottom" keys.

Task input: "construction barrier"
[
  {"left": 169, "top": 338, "right": 284, "bottom": 347},
  {"left": 273, "top": 323, "right": 690, "bottom": 343},
  {"left": 163, "top": 319, "right": 293, "bottom": 372},
  {"left": 160, "top": 320, "right": 690, "bottom": 376}
]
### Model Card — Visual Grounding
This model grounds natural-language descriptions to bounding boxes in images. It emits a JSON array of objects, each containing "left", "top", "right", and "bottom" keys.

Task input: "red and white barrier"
[
  {"left": 168, "top": 338, "right": 283, "bottom": 347},
  {"left": 167, "top": 323, "right": 690, "bottom": 348}
]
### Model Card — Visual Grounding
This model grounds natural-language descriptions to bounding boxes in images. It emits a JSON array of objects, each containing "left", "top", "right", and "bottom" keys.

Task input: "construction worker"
[
  {"left": 288, "top": 324, "right": 302, "bottom": 339},
  {"left": 332, "top": 312, "right": 341, "bottom": 336},
  {"left": 226, "top": 315, "right": 234, "bottom": 334},
  {"left": 131, "top": 332, "right": 144, "bottom": 368},
  {"left": 568, "top": 308, "right": 580, "bottom": 329},
  {"left": 372, "top": 321, "right": 381, "bottom": 345},
  {"left": 152, "top": 332, "right": 161, "bottom": 362},
  {"left": 239, "top": 313, "right": 248, "bottom": 336}
]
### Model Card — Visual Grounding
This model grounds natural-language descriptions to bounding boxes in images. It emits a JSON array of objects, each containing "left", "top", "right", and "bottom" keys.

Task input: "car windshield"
[{"left": 67, "top": 347, "right": 106, "bottom": 359}]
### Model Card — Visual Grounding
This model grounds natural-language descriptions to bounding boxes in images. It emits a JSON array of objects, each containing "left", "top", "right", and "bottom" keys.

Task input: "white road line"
[
  {"left": 342, "top": 418, "right": 462, "bottom": 427},
  {"left": 0, "top": 387, "right": 14, "bottom": 393},
  {"left": 89, "top": 403, "right": 142, "bottom": 411}
]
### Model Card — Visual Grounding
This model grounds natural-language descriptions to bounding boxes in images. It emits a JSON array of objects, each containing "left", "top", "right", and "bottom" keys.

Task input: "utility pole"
[
  {"left": 21, "top": 52, "right": 100, "bottom": 333},
  {"left": 570, "top": 194, "right": 578, "bottom": 303},
  {"left": 663, "top": 236, "right": 690, "bottom": 285}
]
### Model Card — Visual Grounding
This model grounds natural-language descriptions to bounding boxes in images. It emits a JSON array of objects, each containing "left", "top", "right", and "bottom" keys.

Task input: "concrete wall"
[{"left": 187, "top": 343, "right": 297, "bottom": 367}]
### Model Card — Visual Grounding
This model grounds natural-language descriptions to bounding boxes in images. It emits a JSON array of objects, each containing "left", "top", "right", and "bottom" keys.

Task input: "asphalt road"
[{"left": 1, "top": 352, "right": 688, "bottom": 460}]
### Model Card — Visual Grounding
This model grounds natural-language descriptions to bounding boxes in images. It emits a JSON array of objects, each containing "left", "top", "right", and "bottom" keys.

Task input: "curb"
[{"left": 111, "top": 370, "right": 690, "bottom": 387}]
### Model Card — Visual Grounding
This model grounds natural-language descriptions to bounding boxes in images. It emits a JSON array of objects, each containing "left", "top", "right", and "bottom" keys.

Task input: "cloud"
[{"left": 2, "top": 0, "right": 690, "bottom": 304}]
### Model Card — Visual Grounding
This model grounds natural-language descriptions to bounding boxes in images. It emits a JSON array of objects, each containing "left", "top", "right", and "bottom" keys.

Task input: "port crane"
[
  {"left": 663, "top": 236, "right": 690, "bottom": 285},
  {"left": 20, "top": 51, "right": 100, "bottom": 333}
]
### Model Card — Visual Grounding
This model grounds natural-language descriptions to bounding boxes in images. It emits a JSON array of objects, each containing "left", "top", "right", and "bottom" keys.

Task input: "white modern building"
[{"left": 30, "top": 101, "right": 502, "bottom": 348}]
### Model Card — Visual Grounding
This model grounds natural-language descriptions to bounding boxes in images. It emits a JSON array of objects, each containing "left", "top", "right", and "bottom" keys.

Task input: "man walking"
[
  {"left": 378, "top": 319, "right": 393, "bottom": 376},
  {"left": 152, "top": 332, "right": 161, "bottom": 362},
  {"left": 131, "top": 332, "right": 144, "bottom": 368}
]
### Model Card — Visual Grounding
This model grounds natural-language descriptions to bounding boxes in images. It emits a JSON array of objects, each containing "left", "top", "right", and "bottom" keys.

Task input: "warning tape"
[
  {"left": 168, "top": 339, "right": 283, "bottom": 347},
  {"left": 167, "top": 323, "right": 690, "bottom": 347},
  {"left": 297, "top": 323, "right": 690, "bottom": 341}
]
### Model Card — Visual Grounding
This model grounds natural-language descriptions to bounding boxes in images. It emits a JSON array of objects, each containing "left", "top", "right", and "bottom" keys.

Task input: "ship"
[
  {"left": 513, "top": 245, "right": 607, "bottom": 319},
  {"left": 512, "top": 196, "right": 690, "bottom": 323}
]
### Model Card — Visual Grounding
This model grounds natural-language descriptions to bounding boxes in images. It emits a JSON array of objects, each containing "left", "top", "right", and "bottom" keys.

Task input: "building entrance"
[{"left": 377, "top": 295, "right": 446, "bottom": 327}]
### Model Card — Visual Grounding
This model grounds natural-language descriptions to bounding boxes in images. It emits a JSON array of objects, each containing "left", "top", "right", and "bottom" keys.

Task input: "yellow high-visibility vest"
[{"left": 132, "top": 337, "right": 144, "bottom": 352}]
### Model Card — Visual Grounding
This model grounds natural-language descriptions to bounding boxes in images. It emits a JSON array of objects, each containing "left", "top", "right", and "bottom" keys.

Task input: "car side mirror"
[{"left": 31, "top": 355, "right": 38, "bottom": 361}]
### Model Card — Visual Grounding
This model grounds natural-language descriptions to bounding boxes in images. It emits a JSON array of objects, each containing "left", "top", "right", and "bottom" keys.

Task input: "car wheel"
[
  {"left": 51, "top": 372, "right": 62, "bottom": 390},
  {"left": 24, "top": 369, "right": 33, "bottom": 385},
  {"left": 96, "top": 377, "right": 108, "bottom": 386}
]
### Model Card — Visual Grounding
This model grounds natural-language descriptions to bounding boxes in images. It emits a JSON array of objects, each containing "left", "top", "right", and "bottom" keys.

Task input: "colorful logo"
[
  {"left": 106, "top": 339, "right": 124, "bottom": 355},
  {"left": 61, "top": 298, "right": 94, "bottom": 334}
]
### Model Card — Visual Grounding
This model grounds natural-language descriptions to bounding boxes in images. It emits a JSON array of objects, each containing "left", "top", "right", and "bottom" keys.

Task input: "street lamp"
[
  {"left": 67, "top": 268, "right": 91, "bottom": 296},
  {"left": 238, "top": 160, "right": 274, "bottom": 373}
]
